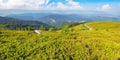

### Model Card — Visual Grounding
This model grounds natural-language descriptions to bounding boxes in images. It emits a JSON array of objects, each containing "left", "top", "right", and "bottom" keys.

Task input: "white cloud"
[
  {"left": 45, "top": 0, "right": 83, "bottom": 10},
  {"left": 66, "top": 0, "right": 79, "bottom": 6},
  {"left": 57, "top": 2, "right": 68, "bottom": 9},
  {"left": 0, "top": 0, "right": 50, "bottom": 10},
  {"left": 102, "top": 4, "right": 111, "bottom": 10},
  {"left": 0, "top": 0, "right": 83, "bottom": 10},
  {"left": 66, "top": 0, "right": 83, "bottom": 10},
  {"left": 96, "top": 4, "right": 112, "bottom": 11}
]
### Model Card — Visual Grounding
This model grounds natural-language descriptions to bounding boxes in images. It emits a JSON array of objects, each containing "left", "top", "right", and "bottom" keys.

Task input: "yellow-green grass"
[
  {"left": 87, "top": 22, "right": 120, "bottom": 30},
  {"left": 0, "top": 22, "right": 120, "bottom": 60}
]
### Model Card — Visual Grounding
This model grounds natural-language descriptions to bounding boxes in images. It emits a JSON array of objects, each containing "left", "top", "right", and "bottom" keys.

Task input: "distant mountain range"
[
  {"left": 0, "top": 16, "right": 51, "bottom": 30},
  {"left": 6, "top": 13, "right": 120, "bottom": 28},
  {"left": 7, "top": 13, "right": 52, "bottom": 20},
  {"left": 0, "top": 13, "right": 119, "bottom": 29}
]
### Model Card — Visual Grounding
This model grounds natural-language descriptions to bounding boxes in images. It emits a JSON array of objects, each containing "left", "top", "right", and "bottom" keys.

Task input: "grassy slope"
[{"left": 0, "top": 22, "right": 120, "bottom": 60}]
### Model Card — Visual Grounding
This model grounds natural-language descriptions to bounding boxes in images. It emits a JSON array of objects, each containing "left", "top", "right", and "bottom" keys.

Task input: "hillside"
[
  {"left": 38, "top": 14, "right": 84, "bottom": 28},
  {"left": 86, "top": 22, "right": 120, "bottom": 30},
  {"left": 7, "top": 13, "right": 120, "bottom": 28},
  {"left": 0, "top": 16, "right": 51, "bottom": 30},
  {"left": 7, "top": 13, "right": 120, "bottom": 22},
  {"left": 0, "top": 22, "right": 120, "bottom": 60}
]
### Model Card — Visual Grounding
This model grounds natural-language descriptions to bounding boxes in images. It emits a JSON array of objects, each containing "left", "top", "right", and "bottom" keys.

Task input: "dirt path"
[{"left": 84, "top": 24, "right": 93, "bottom": 30}]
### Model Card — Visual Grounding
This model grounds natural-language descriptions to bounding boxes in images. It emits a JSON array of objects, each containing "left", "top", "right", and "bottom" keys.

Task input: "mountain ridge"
[
  {"left": 0, "top": 16, "right": 51, "bottom": 30},
  {"left": 5, "top": 13, "right": 120, "bottom": 28}
]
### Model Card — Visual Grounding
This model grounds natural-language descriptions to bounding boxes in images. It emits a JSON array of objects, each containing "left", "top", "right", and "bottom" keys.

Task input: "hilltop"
[{"left": 0, "top": 22, "right": 120, "bottom": 60}]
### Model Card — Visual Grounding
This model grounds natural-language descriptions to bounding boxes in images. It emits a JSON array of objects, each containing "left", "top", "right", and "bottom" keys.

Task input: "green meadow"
[{"left": 0, "top": 22, "right": 120, "bottom": 60}]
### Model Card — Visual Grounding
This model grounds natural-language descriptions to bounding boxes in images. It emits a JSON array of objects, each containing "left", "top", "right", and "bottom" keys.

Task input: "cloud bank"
[
  {"left": 0, "top": 0, "right": 50, "bottom": 9},
  {"left": 0, "top": 0, "right": 119, "bottom": 13},
  {"left": 0, "top": 0, "right": 83, "bottom": 10}
]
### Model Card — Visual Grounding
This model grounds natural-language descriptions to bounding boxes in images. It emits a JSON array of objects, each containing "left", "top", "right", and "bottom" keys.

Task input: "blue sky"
[
  {"left": 0, "top": 0, "right": 120, "bottom": 16},
  {"left": 49, "top": 0, "right": 119, "bottom": 3},
  {"left": 75, "top": 0, "right": 119, "bottom": 3}
]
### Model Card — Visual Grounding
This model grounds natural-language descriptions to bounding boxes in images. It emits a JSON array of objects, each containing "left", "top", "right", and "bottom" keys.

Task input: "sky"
[{"left": 0, "top": 0, "right": 120, "bottom": 16}]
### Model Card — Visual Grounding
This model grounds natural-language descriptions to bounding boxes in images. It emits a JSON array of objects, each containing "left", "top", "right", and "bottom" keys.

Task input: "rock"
[{"left": 34, "top": 30, "right": 42, "bottom": 34}]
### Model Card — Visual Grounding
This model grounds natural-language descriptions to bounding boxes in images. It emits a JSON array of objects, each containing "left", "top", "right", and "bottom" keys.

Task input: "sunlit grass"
[{"left": 0, "top": 22, "right": 120, "bottom": 60}]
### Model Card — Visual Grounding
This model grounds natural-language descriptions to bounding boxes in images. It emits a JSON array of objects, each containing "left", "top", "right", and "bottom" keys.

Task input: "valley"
[{"left": 6, "top": 13, "right": 120, "bottom": 28}]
